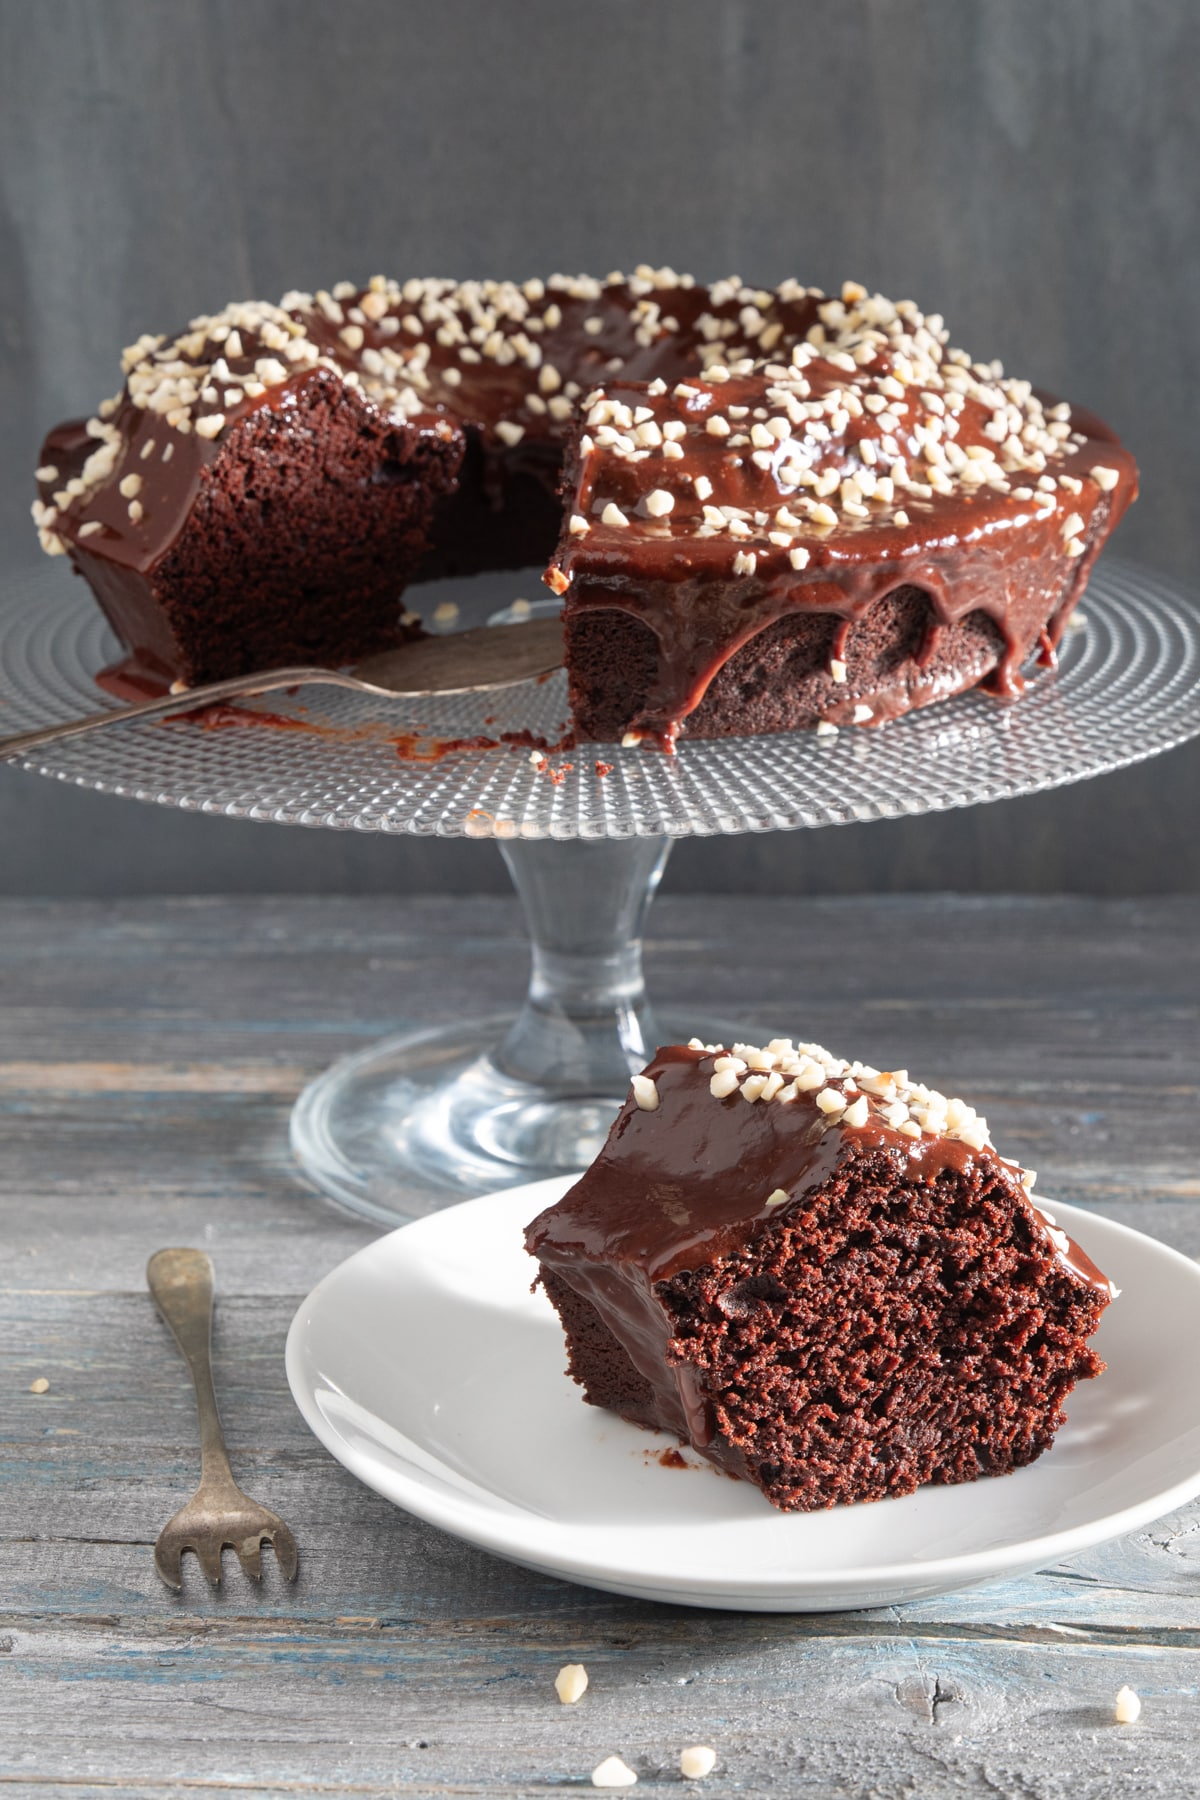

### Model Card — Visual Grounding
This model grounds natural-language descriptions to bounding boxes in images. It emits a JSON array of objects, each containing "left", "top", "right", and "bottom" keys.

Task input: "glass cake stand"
[{"left": 3, "top": 557, "right": 1199, "bottom": 1225}]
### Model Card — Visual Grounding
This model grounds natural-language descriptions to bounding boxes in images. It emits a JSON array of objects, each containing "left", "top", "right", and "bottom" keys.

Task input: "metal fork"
[
  {"left": 0, "top": 616, "right": 564, "bottom": 761},
  {"left": 147, "top": 1247, "right": 298, "bottom": 1591}
]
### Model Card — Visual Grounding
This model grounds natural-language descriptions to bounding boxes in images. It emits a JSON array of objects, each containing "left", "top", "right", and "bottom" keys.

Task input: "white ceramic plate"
[{"left": 286, "top": 1177, "right": 1200, "bottom": 1612}]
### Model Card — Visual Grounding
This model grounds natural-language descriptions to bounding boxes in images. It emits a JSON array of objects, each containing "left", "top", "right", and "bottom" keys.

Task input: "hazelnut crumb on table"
[
  {"left": 1114, "top": 1686, "right": 1142, "bottom": 1724},
  {"left": 680, "top": 1745, "right": 718, "bottom": 1779},
  {"left": 554, "top": 1663, "right": 588, "bottom": 1704},
  {"left": 591, "top": 1753, "right": 638, "bottom": 1788}
]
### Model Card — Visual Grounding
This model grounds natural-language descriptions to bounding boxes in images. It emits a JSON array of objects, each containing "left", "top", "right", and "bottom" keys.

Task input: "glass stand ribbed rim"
[
  {"left": 5, "top": 558, "right": 1200, "bottom": 841},
  {"left": 3, "top": 554, "right": 1199, "bottom": 1221}
]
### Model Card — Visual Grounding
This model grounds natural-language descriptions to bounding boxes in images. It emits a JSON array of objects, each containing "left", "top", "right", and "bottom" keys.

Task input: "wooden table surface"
[{"left": 2, "top": 892, "right": 1198, "bottom": 1798}]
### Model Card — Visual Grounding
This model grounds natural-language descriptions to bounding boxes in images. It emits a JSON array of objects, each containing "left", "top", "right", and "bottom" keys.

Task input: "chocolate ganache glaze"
[
  {"left": 33, "top": 271, "right": 815, "bottom": 596},
  {"left": 526, "top": 1041, "right": 1114, "bottom": 1490},
  {"left": 33, "top": 271, "right": 1135, "bottom": 736},
  {"left": 549, "top": 306, "right": 1137, "bottom": 748}
]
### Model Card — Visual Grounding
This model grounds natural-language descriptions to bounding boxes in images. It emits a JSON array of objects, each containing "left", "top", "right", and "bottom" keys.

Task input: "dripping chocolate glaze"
[
  {"left": 552, "top": 372, "right": 1137, "bottom": 750},
  {"left": 526, "top": 1044, "right": 1114, "bottom": 1449},
  {"left": 36, "top": 275, "right": 1134, "bottom": 728}
]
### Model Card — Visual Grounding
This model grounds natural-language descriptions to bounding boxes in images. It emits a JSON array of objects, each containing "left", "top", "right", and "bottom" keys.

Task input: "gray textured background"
[{"left": 1, "top": 0, "right": 1196, "bottom": 897}]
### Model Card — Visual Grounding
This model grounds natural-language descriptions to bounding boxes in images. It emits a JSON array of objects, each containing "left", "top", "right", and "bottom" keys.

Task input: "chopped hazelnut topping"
[
  {"left": 631, "top": 1075, "right": 659, "bottom": 1112},
  {"left": 38, "top": 263, "right": 1130, "bottom": 733},
  {"left": 791, "top": 1059, "right": 825, "bottom": 1091},
  {"left": 688, "top": 1036, "right": 1026, "bottom": 1200}
]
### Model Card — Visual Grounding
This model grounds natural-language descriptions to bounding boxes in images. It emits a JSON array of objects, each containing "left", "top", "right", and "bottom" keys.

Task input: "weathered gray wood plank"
[
  {"left": 1, "top": 1620, "right": 1194, "bottom": 1797},
  {"left": 1, "top": 896, "right": 1198, "bottom": 1796}
]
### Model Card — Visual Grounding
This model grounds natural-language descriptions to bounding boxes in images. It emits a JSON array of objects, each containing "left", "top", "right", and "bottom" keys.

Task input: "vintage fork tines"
[
  {"left": 147, "top": 1247, "right": 299, "bottom": 1590},
  {"left": 152, "top": 1493, "right": 299, "bottom": 1591}
]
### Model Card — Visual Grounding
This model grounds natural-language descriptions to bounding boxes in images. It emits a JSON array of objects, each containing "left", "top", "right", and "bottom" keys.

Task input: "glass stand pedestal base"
[
  {"left": 289, "top": 1004, "right": 749, "bottom": 1227},
  {"left": 291, "top": 835, "right": 756, "bottom": 1225}
]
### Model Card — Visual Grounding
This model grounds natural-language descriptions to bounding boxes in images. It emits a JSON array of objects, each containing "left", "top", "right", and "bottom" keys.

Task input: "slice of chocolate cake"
[
  {"left": 525, "top": 1039, "right": 1115, "bottom": 1512},
  {"left": 34, "top": 304, "right": 464, "bottom": 687}
]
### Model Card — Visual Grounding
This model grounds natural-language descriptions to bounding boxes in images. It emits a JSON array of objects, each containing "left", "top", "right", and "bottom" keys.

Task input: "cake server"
[
  {"left": 148, "top": 1246, "right": 299, "bottom": 1590},
  {"left": 0, "top": 615, "right": 564, "bottom": 759}
]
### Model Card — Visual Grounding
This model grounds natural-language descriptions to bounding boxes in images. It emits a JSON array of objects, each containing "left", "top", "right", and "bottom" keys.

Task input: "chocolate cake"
[
  {"left": 525, "top": 1039, "right": 1115, "bottom": 1512},
  {"left": 33, "top": 270, "right": 1136, "bottom": 737}
]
